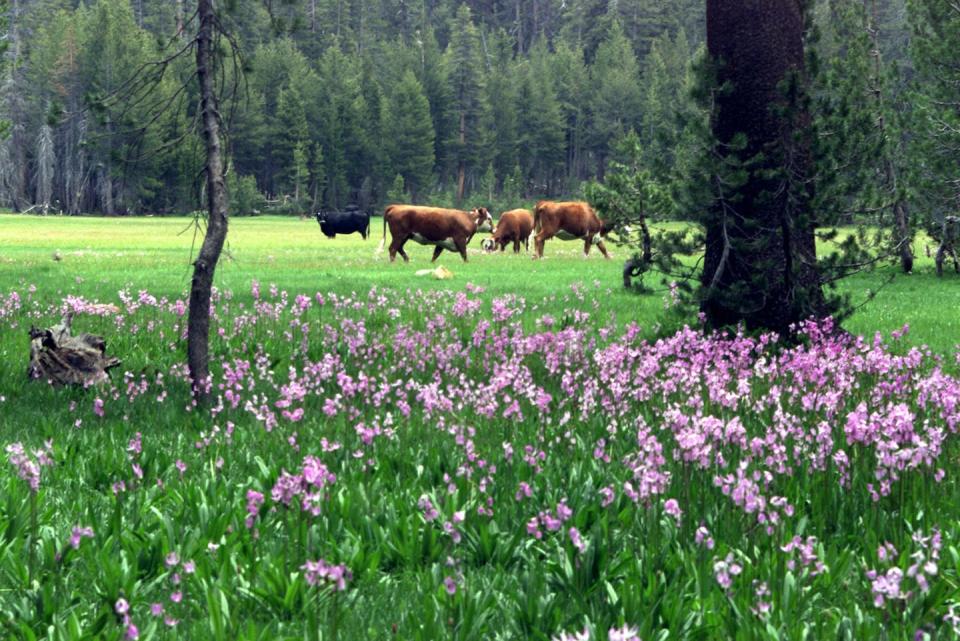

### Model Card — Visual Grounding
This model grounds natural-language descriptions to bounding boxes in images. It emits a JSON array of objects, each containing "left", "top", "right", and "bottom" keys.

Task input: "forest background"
[{"left": 1, "top": 0, "right": 936, "bottom": 222}]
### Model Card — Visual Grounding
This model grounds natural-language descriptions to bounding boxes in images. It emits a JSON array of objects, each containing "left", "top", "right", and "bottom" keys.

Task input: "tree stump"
[{"left": 28, "top": 313, "right": 121, "bottom": 386}]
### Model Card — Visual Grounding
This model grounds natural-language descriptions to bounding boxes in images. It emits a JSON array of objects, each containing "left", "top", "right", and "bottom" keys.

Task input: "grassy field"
[
  {"left": 0, "top": 214, "right": 957, "bottom": 352},
  {"left": 1, "top": 214, "right": 960, "bottom": 640}
]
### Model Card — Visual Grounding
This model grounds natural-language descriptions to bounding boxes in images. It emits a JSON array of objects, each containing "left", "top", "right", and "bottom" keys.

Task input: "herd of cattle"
[{"left": 314, "top": 201, "right": 611, "bottom": 262}]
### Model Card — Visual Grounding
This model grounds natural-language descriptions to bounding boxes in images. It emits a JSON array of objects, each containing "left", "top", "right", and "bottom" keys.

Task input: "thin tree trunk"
[
  {"left": 516, "top": 0, "right": 523, "bottom": 54},
  {"left": 187, "top": 0, "right": 229, "bottom": 399},
  {"left": 457, "top": 111, "right": 466, "bottom": 202},
  {"left": 176, "top": 0, "right": 185, "bottom": 37},
  {"left": 866, "top": 0, "right": 913, "bottom": 273}
]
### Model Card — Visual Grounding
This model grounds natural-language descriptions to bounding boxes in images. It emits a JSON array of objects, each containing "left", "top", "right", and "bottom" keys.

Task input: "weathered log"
[{"left": 28, "top": 312, "right": 121, "bottom": 386}]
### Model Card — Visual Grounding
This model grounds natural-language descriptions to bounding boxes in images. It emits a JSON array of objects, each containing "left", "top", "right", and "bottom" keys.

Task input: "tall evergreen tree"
[
  {"left": 550, "top": 38, "right": 589, "bottom": 183},
  {"left": 382, "top": 70, "right": 435, "bottom": 200},
  {"left": 485, "top": 29, "right": 519, "bottom": 185},
  {"left": 444, "top": 4, "right": 490, "bottom": 202},
  {"left": 908, "top": 0, "right": 960, "bottom": 234},
  {"left": 701, "top": 0, "right": 827, "bottom": 333},
  {"left": 275, "top": 84, "right": 310, "bottom": 200},
  {"left": 589, "top": 19, "right": 643, "bottom": 178},
  {"left": 516, "top": 39, "right": 566, "bottom": 194},
  {"left": 0, "top": 0, "right": 8, "bottom": 141}
]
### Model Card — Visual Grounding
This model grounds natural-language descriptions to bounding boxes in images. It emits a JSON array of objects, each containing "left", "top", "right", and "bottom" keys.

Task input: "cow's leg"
[
  {"left": 389, "top": 236, "right": 406, "bottom": 263},
  {"left": 534, "top": 232, "right": 548, "bottom": 259},
  {"left": 499, "top": 240, "right": 506, "bottom": 252},
  {"left": 583, "top": 238, "right": 592, "bottom": 256},
  {"left": 595, "top": 239, "right": 611, "bottom": 260},
  {"left": 396, "top": 237, "right": 411, "bottom": 263},
  {"left": 456, "top": 240, "right": 469, "bottom": 262},
  {"left": 431, "top": 246, "right": 443, "bottom": 262}
]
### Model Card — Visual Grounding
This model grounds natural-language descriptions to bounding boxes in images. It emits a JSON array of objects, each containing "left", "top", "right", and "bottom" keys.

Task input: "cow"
[
  {"left": 315, "top": 204, "right": 371, "bottom": 239},
  {"left": 489, "top": 208, "right": 534, "bottom": 253},
  {"left": 533, "top": 200, "right": 611, "bottom": 259},
  {"left": 379, "top": 205, "right": 493, "bottom": 263}
]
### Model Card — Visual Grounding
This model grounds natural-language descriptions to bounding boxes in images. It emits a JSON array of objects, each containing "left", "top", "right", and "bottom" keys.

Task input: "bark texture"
[
  {"left": 701, "top": 0, "right": 826, "bottom": 334},
  {"left": 28, "top": 313, "right": 121, "bottom": 385},
  {"left": 187, "top": 0, "right": 229, "bottom": 398}
]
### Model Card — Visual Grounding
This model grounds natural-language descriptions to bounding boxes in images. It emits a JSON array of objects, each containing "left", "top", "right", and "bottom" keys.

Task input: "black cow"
[{"left": 315, "top": 205, "right": 371, "bottom": 239}]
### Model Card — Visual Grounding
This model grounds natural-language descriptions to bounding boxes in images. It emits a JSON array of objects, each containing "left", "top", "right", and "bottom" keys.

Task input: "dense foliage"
[{"left": 0, "top": 0, "right": 704, "bottom": 214}]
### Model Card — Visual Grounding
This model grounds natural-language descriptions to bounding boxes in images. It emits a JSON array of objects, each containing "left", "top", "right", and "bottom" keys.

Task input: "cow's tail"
[
  {"left": 376, "top": 206, "right": 391, "bottom": 254},
  {"left": 533, "top": 202, "right": 543, "bottom": 234}
]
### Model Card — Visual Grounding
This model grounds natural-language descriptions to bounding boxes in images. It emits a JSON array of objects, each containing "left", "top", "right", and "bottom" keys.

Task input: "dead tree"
[
  {"left": 186, "top": 0, "right": 229, "bottom": 399},
  {"left": 28, "top": 313, "right": 120, "bottom": 385}
]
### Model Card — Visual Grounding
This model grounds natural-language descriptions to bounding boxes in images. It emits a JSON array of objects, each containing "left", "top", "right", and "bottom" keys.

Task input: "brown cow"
[
  {"left": 380, "top": 205, "right": 493, "bottom": 263},
  {"left": 533, "top": 200, "right": 610, "bottom": 259},
  {"left": 489, "top": 208, "right": 534, "bottom": 253}
]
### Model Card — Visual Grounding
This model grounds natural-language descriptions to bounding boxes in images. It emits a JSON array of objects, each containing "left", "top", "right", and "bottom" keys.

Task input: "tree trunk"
[
  {"left": 866, "top": 0, "right": 913, "bottom": 274},
  {"left": 187, "top": 0, "right": 229, "bottom": 399},
  {"left": 176, "top": 0, "right": 185, "bottom": 37},
  {"left": 701, "top": 0, "right": 826, "bottom": 335},
  {"left": 457, "top": 111, "right": 466, "bottom": 202},
  {"left": 515, "top": 0, "right": 524, "bottom": 54}
]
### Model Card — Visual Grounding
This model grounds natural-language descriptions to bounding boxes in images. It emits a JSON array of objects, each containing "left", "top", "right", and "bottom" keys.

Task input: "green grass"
[
  {"left": 1, "top": 214, "right": 960, "bottom": 640},
  {"left": 0, "top": 214, "right": 956, "bottom": 353}
]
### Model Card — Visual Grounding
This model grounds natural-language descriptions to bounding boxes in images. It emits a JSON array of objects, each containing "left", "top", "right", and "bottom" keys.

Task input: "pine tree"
[
  {"left": 386, "top": 173, "right": 409, "bottom": 203},
  {"left": 701, "top": 0, "right": 827, "bottom": 333},
  {"left": 444, "top": 4, "right": 491, "bottom": 202},
  {"left": 550, "top": 39, "right": 589, "bottom": 183},
  {"left": 589, "top": 19, "right": 643, "bottom": 178},
  {"left": 516, "top": 39, "right": 566, "bottom": 194},
  {"left": 485, "top": 29, "right": 519, "bottom": 185},
  {"left": 382, "top": 69, "right": 435, "bottom": 200},
  {"left": 908, "top": 0, "right": 960, "bottom": 241},
  {"left": 309, "top": 143, "right": 326, "bottom": 209},
  {"left": 0, "top": 0, "right": 10, "bottom": 142},
  {"left": 275, "top": 84, "right": 310, "bottom": 200}
]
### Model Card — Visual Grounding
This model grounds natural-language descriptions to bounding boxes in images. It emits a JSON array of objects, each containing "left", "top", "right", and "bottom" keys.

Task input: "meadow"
[{"left": 1, "top": 213, "right": 959, "bottom": 640}]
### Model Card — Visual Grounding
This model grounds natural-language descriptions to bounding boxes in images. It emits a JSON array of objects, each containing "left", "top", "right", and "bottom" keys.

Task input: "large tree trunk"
[
  {"left": 187, "top": 0, "right": 228, "bottom": 399},
  {"left": 701, "top": 0, "right": 826, "bottom": 334}
]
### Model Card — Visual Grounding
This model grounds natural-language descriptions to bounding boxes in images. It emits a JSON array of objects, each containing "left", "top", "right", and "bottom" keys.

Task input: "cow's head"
[
  {"left": 599, "top": 218, "right": 613, "bottom": 238},
  {"left": 481, "top": 238, "right": 496, "bottom": 252},
  {"left": 315, "top": 211, "right": 336, "bottom": 238},
  {"left": 472, "top": 207, "right": 493, "bottom": 233}
]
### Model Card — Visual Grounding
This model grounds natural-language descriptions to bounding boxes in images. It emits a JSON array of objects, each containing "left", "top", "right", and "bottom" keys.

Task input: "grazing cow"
[
  {"left": 380, "top": 205, "right": 493, "bottom": 262},
  {"left": 315, "top": 204, "right": 371, "bottom": 239},
  {"left": 489, "top": 208, "right": 534, "bottom": 253},
  {"left": 533, "top": 200, "right": 610, "bottom": 259}
]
